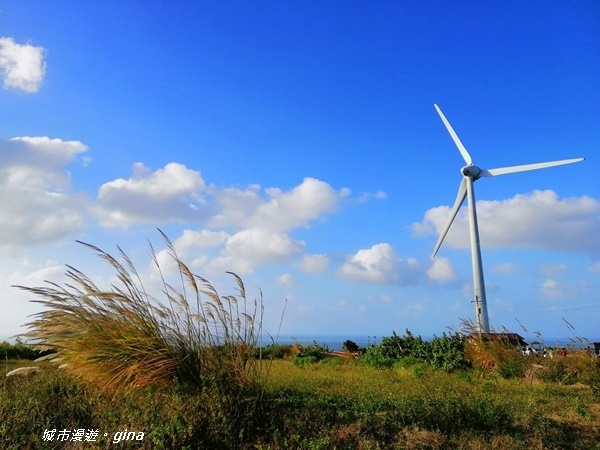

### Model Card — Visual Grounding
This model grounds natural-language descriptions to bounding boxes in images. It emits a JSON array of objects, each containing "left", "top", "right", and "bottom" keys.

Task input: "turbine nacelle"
[{"left": 461, "top": 164, "right": 482, "bottom": 179}]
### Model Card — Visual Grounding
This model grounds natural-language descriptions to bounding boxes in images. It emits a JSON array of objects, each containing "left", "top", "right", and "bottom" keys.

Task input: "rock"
[{"left": 5, "top": 366, "right": 41, "bottom": 377}]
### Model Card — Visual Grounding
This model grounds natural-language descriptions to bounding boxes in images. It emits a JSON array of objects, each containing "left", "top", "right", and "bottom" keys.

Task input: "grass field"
[
  {"left": 2, "top": 352, "right": 600, "bottom": 449},
  {"left": 262, "top": 356, "right": 600, "bottom": 449}
]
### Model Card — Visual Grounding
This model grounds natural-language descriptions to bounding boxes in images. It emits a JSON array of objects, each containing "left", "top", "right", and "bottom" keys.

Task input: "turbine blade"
[
  {"left": 434, "top": 104, "right": 473, "bottom": 165},
  {"left": 432, "top": 178, "right": 467, "bottom": 258},
  {"left": 480, "top": 158, "right": 584, "bottom": 177}
]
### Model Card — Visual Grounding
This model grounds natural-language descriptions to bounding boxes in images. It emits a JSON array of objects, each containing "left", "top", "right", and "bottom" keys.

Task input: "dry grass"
[
  {"left": 465, "top": 337, "right": 519, "bottom": 372},
  {"left": 14, "top": 229, "right": 264, "bottom": 394}
]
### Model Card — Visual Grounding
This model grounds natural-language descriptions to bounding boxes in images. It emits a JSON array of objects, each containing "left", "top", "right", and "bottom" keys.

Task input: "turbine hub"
[{"left": 462, "top": 164, "right": 482, "bottom": 179}]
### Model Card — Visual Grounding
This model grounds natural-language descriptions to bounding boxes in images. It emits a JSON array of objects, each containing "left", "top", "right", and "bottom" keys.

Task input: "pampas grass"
[{"left": 14, "top": 230, "right": 264, "bottom": 394}]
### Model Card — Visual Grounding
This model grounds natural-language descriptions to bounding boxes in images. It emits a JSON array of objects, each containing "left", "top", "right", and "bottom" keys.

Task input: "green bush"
[
  {"left": 321, "top": 356, "right": 344, "bottom": 367},
  {"left": 0, "top": 340, "right": 54, "bottom": 361},
  {"left": 293, "top": 355, "right": 318, "bottom": 367},
  {"left": 258, "top": 343, "right": 293, "bottom": 360},
  {"left": 392, "top": 355, "right": 421, "bottom": 369},
  {"left": 539, "top": 361, "right": 577, "bottom": 385},
  {"left": 356, "top": 345, "right": 396, "bottom": 368},
  {"left": 498, "top": 358, "right": 527, "bottom": 379},
  {"left": 429, "top": 333, "right": 468, "bottom": 371},
  {"left": 411, "top": 363, "right": 426, "bottom": 379},
  {"left": 358, "top": 330, "right": 467, "bottom": 371},
  {"left": 296, "top": 341, "right": 329, "bottom": 361},
  {"left": 342, "top": 339, "right": 360, "bottom": 353}
]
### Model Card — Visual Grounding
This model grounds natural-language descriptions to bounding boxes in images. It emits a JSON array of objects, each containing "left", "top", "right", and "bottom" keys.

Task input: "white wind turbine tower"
[{"left": 431, "top": 104, "right": 584, "bottom": 334}]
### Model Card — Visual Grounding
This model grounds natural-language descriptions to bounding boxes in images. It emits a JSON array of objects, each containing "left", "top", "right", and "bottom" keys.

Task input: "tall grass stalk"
[{"left": 14, "top": 230, "right": 265, "bottom": 395}]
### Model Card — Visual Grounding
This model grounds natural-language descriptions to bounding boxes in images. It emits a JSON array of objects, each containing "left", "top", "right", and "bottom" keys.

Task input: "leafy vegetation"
[
  {"left": 292, "top": 341, "right": 330, "bottom": 367},
  {"left": 0, "top": 339, "right": 54, "bottom": 361},
  {"left": 357, "top": 330, "right": 468, "bottom": 372},
  {"left": 342, "top": 339, "right": 360, "bottom": 353}
]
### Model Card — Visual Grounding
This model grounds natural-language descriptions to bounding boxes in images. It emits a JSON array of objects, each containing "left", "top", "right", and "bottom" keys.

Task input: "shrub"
[
  {"left": 259, "top": 343, "right": 294, "bottom": 360},
  {"left": 296, "top": 341, "right": 330, "bottom": 361},
  {"left": 429, "top": 333, "right": 468, "bottom": 371},
  {"left": 359, "top": 331, "right": 430, "bottom": 369},
  {"left": 342, "top": 340, "right": 359, "bottom": 353},
  {"left": 497, "top": 359, "right": 527, "bottom": 379},
  {"left": 538, "top": 360, "right": 577, "bottom": 385},
  {"left": 357, "top": 345, "right": 396, "bottom": 369},
  {"left": 321, "top": 356, "right": 344, "bottom": 367},
  {"left": 376, "top": 330, "right": 431, "bottom": 360},
  {"left": 411, "top": 363, "right": 426, "bottom": 379},
  {"left": 0, "top": 339, "right": 54, "bottom": 360},
  {"left": 358, "top": 330, "right": 467, "bottom": 371},
  {"left": 292, "top": 355, "right": 319, "bottom": 367}
]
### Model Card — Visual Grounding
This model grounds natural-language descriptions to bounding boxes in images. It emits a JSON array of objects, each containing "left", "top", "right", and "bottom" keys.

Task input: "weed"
[{"left": 411, "top": 363, "right": 426, "bottom": 379}]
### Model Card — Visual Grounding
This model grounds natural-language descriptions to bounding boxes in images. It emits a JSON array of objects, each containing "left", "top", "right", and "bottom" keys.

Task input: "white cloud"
[
  {"left": 540, "top": 278, "right": 565, "bottom": 300},
  {"left": 210, "top": 178, "right": 348, "bottom": 231},
  {"left": 95, "top": 162, "right": 209, "bottom": 227},
  {"left": 590, "top": 262, "right": 600, "bottom": 273},
  {"left": 427, "top": 257, "right": 457, "bottom": 282},
  {"left": 276, "top": 273, "right": 295, "bottom": 286},
  {"left": 0, "top": 37, "right": 46, "bottom": 92},
  {"left": 10, "top": 137, "right": 88, "bottom": 168},
  {"left": 149, "top": 178, "right": 350, "bottom": 274},
  {"left": 296, "top": 254, "right": 329, "bottom": 274},
  {"left": 413, "top": 190, "right": 600, "bottom": 254},
  {"left": 95, "top": 175, "right": 350, "bottom": 274},
  {"left": 247, "top": 177, "right": 349, "bottom": 232},
  {"left": 0, "top": 137, "right": 88, "bottom": 248},
  {"left": 337, "top": 243, "right": 419, "bottom": 284},
  {"left": 1, "top": 262, "right": 66, "bottom": 338},
  {"left": 357, "top": 191, "right": 387, "bottom": 203},
  {"left": 174, "top": 229, "right": 229, "bottom": 250},
  {"left": 10, "top": 263, "right": 65, "bottom": 286},
  {"left": 95, "top": 173, "right": 345, "bottom": 251},
  {"left": 540, "top": 278, "right": 587, "bottom": 300},
  {"left": 209, "top": 184, "right": 263, "bottom": 228},
  {"left": 206, "top": 228, "right": 305, "bottom": 274},
  {"left": 148, "top": 229, "right": 230, "bottom": 277}
]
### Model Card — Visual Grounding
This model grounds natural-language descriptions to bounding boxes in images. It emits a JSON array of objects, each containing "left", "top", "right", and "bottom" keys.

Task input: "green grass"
[{"left": 262, "top": 359, "right": 600, "bottom": 449}]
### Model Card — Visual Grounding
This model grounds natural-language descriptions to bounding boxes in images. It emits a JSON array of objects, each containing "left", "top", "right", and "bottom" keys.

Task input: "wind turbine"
[{"left": 431, "top": 104, "right": 584, "bottom": 334}]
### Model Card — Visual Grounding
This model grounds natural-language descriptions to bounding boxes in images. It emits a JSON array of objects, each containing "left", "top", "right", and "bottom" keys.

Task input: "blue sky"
[{"left": 1, "top": 1, "right": 599, "bottom": 344}]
